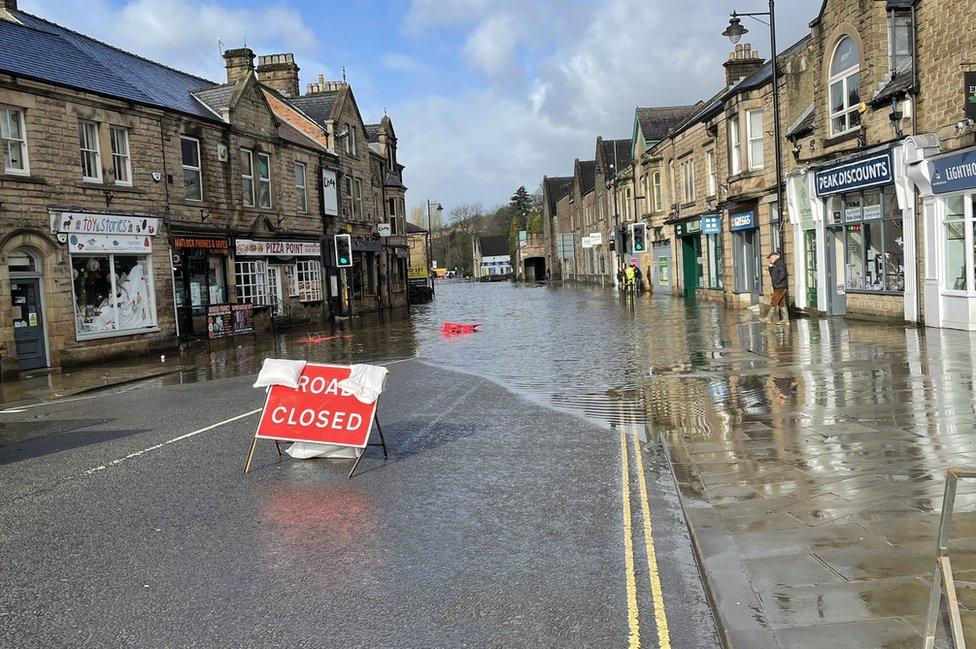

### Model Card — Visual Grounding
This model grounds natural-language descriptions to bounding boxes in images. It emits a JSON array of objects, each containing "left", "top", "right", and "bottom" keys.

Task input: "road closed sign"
[{"left": 255, "top": 364, "right": 377, "bottom": 448}]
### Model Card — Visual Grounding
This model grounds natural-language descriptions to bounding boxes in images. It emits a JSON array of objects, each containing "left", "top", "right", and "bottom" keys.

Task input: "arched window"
[
  {"left": 8, "top": 248, "right": 38, "bottom": 273},
  {"left": 829, "top": 36, "right": 861, "bottom": 136}
]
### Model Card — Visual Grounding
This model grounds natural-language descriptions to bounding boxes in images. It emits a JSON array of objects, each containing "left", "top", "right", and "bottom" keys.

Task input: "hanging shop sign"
[
  {"left": 172, "top": 237, "right": 229, "bottom": 254},
  {"left": 966, "top": 72, "right": 976, "bottom": 122},
  {"left": 377, "top": 223, "right": 392, "bottom": 237},
  {"left": 815, "top": 150, "right": 894, "bottom": 197},
  {"left": 729, "top": 211, "right": 757, "bottom": 232},
  {"left": 700, "top": 214, "right": 721, "bottom": 235},
  {"left": 675, "top": 219, "right": 701, "bottom": 237},
  {"left": 235, "top": 239, "right": 321, "bottom": 257},
  {"left": 931, "top": 148, "right": 976, "bottom": 195},
  {"left": 322, "top": 169, "right": 339, "bottom": 217}
]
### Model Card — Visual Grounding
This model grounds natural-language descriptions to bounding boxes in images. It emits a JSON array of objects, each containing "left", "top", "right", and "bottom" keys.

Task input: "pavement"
[{"left": 0, "top": 356, "right": 719, "bottom": 648}]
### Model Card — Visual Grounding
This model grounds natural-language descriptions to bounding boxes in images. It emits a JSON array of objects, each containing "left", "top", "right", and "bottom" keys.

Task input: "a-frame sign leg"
[
  {"left": 374, "top": 414, "right": 388, "bottom": 458},
  {"left": 243, "top": 437, "right": 259, "bottom": 474}
]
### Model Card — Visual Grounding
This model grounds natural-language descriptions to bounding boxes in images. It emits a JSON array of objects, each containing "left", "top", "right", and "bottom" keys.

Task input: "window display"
[
  {"left": 831, "top": 187, "right": 904, "bottom": 293},
  {"left": 945, "top": 195, "right": 966, "bottom": 291},
  {"left": 72, "top": 254, "right": 156, "bottom": 337}
]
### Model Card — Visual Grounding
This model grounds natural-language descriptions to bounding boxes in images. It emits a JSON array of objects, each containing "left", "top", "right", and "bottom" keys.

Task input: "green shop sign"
[{"left": 675, "top": 219, "right": 702, "bottom": 238}]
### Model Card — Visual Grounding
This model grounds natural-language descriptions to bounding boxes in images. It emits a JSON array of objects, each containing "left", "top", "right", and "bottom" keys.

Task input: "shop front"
[
  {"left": 52, "top": 212, "right": 162, "bottom": 343},
  {"left": 729, "top": 207, "right": 762, "bottom": 306},
  {"left": 171, "top": 236, "right": 229, "bottom": 338},
  {"left": 787, "top": 172, "right": 819, "bottom": 311},
  {"left": 651, "top": 236, "right": 671, "bottom": 291},
  {"left": 675, "top": 218, "right": 703, "bottom": 300},
  {"left": 700, "top": 214, "right": 724, "bottom": 299},
  {"left": 349, "top": 236, "right": 382, "bottom": 314},
  {"left": 913, "top": 144, "right": 976, "bottom": 329},
  {"left": 814, "top": 148, "right": 913, "bottom": 319},
  {"left": 233, "top": 238, "right": 324, "bottom": 324}
]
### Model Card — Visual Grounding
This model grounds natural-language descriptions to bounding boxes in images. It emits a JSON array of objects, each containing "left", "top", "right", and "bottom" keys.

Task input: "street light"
[{"left": 724, "top": 2, "right": 786, "bottom": 259}]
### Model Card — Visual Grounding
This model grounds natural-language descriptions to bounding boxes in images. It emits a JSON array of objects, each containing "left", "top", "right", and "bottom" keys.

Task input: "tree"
[
  {"left": 510, "top": 186, "right": 532, "bottom": 218},
  {"left": 408, "top": 205, "right": 426, "bottom": 227}
]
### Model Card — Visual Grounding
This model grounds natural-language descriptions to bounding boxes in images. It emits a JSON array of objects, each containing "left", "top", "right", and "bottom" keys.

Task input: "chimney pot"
[
  {"left": 724, "top": 43, "right": 764, "bottom": 85},
  {"left": 256, "top": 52, "right": 300, "bottom": 97}
]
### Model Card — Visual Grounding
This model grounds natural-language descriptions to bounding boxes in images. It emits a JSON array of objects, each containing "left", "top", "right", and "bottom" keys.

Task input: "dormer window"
[
  {"left": 829, "top": 36, "right": 861, "bottom": 136},
  {"left": 889, "top": 11, "right": 914, "bottom": 76}
]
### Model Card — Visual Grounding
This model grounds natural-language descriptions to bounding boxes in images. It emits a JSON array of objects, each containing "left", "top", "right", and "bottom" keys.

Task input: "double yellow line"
[{"left": 620, "top": 429, "right": 672, "bottom": 649}]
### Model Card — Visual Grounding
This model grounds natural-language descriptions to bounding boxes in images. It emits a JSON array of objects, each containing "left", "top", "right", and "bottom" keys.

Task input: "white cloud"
[
  {"left": 380, "top": 52, "right": 430, "bottom": 74},
  {"left": 403, "top": 0, "right": 492, "bottom": 34},
  {"left": 23, "top": 0, "right": 324, "bottom": 83},
  {"left": 462, "top": 14, "right": 523, "bottom": 78}
]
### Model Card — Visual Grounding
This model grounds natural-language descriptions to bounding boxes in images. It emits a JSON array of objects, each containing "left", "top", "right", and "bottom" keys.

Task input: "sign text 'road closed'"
[{"left": 255, "top": 364, "right": 377, "bottom": 448}]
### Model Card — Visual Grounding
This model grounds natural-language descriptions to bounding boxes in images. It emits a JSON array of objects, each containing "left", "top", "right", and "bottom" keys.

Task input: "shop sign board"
[
  {"left": 675, "top": 219, "right": 702, "bottom": 237},
  {"left": 931, "top": 148, "right": 976, "bottom": 195},
  {"left": 207, "top": 303, "right": 254, "bottom": 339},
  {"left": 51, "top": 212, "right": 159, "bottom": 236},
  {"left": 581, "top": 236, "right": 594, "bottom": 249},
  {"left": 815, "top": 150, "right": 894, "bottom": 197},
  {"left": 254, "top": 364, "right": 377, "bottom": 448},
  {"left": 322, "top": 169, "right": 339, "bottom": 217},
  {"left": 173, "top": 237, "right": 229, "bottom": 254},
  {"left": 235, "top": 239, "right": 321, "bottom": 257},
  {"left": 729, "top": 211, "right": 756, "bottom": 232},
  {"left": 377, "top": 223, "right": 392, "bottom": 237},
  {"left": 589, "top": 232, "right": 603, "bottom": 246},
  {"left": 67, "top": 233, "right": 151, "bottom": 253},
  {"left": 701, "top": 214, "right": 721, "bottom": 235},
  {"left": 966, "top": 72, "right": 976, "bottom": 122},
  {"left": 408, "top": 264, "right": 427, "bottom": 280}
]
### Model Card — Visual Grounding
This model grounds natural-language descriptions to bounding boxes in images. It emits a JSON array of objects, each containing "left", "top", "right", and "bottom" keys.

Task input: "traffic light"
[
  {"left": 631, "top": 222, "right": 647, "bottom": 253},
  {"left": 334, "top": 234, "right": 352, "bottom": 267}
]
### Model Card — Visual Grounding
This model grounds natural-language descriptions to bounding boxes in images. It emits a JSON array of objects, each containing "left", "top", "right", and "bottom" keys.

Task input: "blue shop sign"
[
  {"left": 701, "top": 214, "right": 721, "bottom": 234},
  {"left": 815, "top": 150, "right": 894, "bottom": 197},
  {"left": 729, "top": 211, "right": 756, "bottom": 232},
  {"left": 931, "top": 148, "right": 976, "bottom": 194}
]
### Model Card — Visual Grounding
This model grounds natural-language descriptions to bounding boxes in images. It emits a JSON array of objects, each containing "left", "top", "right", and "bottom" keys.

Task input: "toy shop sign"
[
  {"left": 50, "top": 212, "right": 159, "bottom": 253},
  {"left": 235, "top": 239, "right": 321, "bottom": 257}
]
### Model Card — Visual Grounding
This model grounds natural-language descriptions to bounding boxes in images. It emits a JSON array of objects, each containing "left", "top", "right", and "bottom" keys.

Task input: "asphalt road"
[{"left": 0, "top": 358, "right": 718, "bottom": 648}]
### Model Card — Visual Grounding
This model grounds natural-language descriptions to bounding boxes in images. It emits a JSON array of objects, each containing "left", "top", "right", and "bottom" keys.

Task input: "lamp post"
[
  {"left": 426, "top": 200, "right": 442, "bottom": 294},
  {"left": 724, "top": 1, "right": 786, "bottom": 260}
]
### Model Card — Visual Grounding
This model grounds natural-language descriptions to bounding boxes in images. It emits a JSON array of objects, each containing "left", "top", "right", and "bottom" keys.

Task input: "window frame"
[
  {"left": 681, "top": 158, "right": 695, "bottom": 203},
  {"left": 829, "top": 186, "right": 904, "bottom": 294},
  {"left": 828, "top": 36, "right": 862, "bottom": 137},
  {"left": 729, "top": 117, "right": 741, "bottom": 176},
  {"left": 180, "top": 135, "right": 203, "bottom": 202},
  {"left": 234, "top": 259, "right": 269, "bottom": 306},
  {"left": 240, "top": 148, "right": 255, "bottom": 207},
  {"left": 652, "top": 172, "right": 663, "bottom": 212},
  {"left": 353, "top": 178, "right": 363, "bottom": 220},
  {"left": 79, "top": 120, "right": 102, "bottom": 183},
  {"left": 388, "top": 197, "right": 399, "bottom": 235},
  {"left": 295, "top": 161, "right": 307, "bottom": 213},
  {"left": 888, "top": 11, "right": 914, "bottom": 76},
  {"left": 71, "top": 252, "right": 159, "bottom": 340},
  {"left": 256, "top": 151, "right": 272, "bottom": 209},
  {"left": 746, "top": 109, "right": 764, "bottom": 170},
  {"left": 296, "top": 259, "right": 323, "bottom": 302},
  {"left": 706, "top": 150, "right": 717, "bottom": 197},
  {"left": 1, "top": 105, "right": 30, "bottom": 176},
  {"left": 109, "top": 126, "right": 132, "bottom": 186}
]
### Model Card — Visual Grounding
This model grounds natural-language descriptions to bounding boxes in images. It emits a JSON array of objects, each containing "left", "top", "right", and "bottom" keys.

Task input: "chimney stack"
[
  {"left": 724, "top": 43, "right": 764, "bottom": 86},
  {"left": 2, "top": 0, "right": 17, "bottom": 12},
  {"left": 305, "top": 74, "right": 347, "bottom": 95},
  {"left": 223, "top": 47, "right": 254, "bottom": 86},
  {"left": 256, "top": 53, "right": 300, "bottom": 97}
]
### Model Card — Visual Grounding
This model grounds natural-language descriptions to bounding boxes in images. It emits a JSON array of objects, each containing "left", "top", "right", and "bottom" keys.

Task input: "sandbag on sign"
[{"left": 285, "top": 441, "right": 360, "bottom": 459}]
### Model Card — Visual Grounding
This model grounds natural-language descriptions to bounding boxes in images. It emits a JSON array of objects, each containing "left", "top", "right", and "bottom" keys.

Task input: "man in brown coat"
[{"left": 763, "top": 252, "right": 789, "bottom": 325}]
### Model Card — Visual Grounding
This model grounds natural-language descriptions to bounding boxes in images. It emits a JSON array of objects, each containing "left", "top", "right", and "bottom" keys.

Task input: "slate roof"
[
  {"left": 730, "top": 35, "right": 811, "bottom": 95},
  {"left": 1, "top": 10, "right": 220, "bottom": 121},
  {"left": 871, "top": 70, "right": 914, "bottom": 106},
  {"left": 406, "top": 222, "right": 427, "bottom": 234},
  {"left": 384, "top": 171, "right": 407, "bottom": 190},
  {"left": 578, "top": 160, "right": 597, "bottom": 196},
  {"left": 602, "top": 139, "right": 633, "bottom": 173},
  {"left": 478, "top": 236, "right": 510, "bottom": 258},
  {"left": 192, "top": 84, "right": 235, "bottom": 114},
  {"left": 636, "top": 106, "right": 698, "bottom": 143},
  {"left": 289, "top": 92, "right": 340, "bottom": 125},
  {"left": 544, "top": 176, "right": 573, "bottom": 213},
  {"left": 787, "top": 103, "right": 815, "bottom": 138}
]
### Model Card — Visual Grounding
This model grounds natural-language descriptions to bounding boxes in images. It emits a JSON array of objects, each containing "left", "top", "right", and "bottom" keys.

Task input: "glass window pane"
[
  {"left": 846, "top": 224, "right": 864, "bottom": 290},
  {"left": 863, "top": 190, "right": 881, "bottom": 220},
  {"left": 184, "top": 169, "right": 202, "bottom": 200},
  {"left": 864, "top": 220, "right": 884, "bottom": 290},
  {"left": 847, "top": 73, "right": 861, "bottom": 107},
  {"left": 113, "top": 255, "right": 156, "bottom": 329},
  {"left": 946, "top": 196, "right": 967, "bottom": 290},
  {"left": 844, "top": 193, "right": 862, "bottom": 221},
  {"left": 181, "top": 138, "right": 199, "bottom": 167},
  {"left": 73, "top": 255, "right": 116, "bottom": 334},
  {"left": 831, "top": 37, "right": 860, "bottom": 76}
]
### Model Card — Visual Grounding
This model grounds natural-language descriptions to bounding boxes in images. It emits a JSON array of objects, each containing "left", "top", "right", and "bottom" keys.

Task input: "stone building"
[
  {"left": 594, "top": 137, "right": 631, "bottom": 283},
  {"left": 0, "top": 0, "right": 407, "bottom": 375},
  {"left": 542, "top": 175, "right": 573, "bottom": 280},
  {"left": 570, "top": 159, "right": 600, "bottom": 282}
]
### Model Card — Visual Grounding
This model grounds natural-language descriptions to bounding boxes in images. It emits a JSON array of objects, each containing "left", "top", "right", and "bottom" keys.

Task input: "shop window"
[
  {"left": 835, "top": 188, "right": 904, "bottom": 292},
  {"left": 846, "top": 224, "right": 865, "bottom": 290},
  {"left": 884, "top": 217, "right": 905, "bottom": 292},
  {"left": 110, "top": 127, "right": 132, "bottom": 186},
  {"left": 747, "top": 110, "right": 764, "bottom": 170},
  {"left": 828, "top": 36, "right": 862, "bottom": 136},
  {"left": 234, "top": 260, "right": 269, "bottom": 305},
  {"left": 889, "top": 12, "right": 914, "bottom": 75},
  {"left": 706, "top": 233, "right": 723, "bottom": 289},
  {"left": 296, "top": 260, "right": 323, "bottom": 302},
  {"left": 72, "top": 254, "right": 157, "bottom": 339},
  {"left": 864, "top": 220, "right": 885, "bottom": 290},
  {"left": 1, "top": 106, "right": 29, "bottom": 175},
  {"left": 181, "top": 136, "right": 202, "bottom": 201},
  {"left": 729, "top": 118, "right": 741, "bottom": 175},
  {"left": 79, "top": 120, "right": 102, "bottom": 182},
  {"left": 945, "top": 195, "right": 967, "bottom": 291},
  {"left": 256, "top": 152, "right": 272, "bottom": 208},
  {"left": 295, "top": 162, "right": 307, "bottom": 213},
  {"left": 240, "top": 149, "right": 255, "bottom": 207}
]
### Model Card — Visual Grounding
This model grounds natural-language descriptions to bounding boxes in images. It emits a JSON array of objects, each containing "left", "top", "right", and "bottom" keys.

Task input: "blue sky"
[{"left": 23, "top": 0, "right": 815, "bottom": 217}]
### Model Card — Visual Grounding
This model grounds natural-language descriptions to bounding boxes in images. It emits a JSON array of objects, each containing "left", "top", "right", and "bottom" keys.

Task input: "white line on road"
[{"left": 83, "top": 408, "right": 262, "bottom": 476}]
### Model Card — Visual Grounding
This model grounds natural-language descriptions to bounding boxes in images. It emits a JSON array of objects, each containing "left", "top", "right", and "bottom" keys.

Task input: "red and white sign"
[
  {"left": 235, "top": 238, "right": 321, "bottom": 257},
  {"left": 255, "top": 364, "right": 377, "bottom": 447}
]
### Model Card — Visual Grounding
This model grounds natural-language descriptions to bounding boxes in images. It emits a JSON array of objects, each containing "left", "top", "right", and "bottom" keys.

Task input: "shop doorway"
[
  {"left": 804, "top": 230, "right": 818, "bottom": 309},
  {"left": 733, "top": 229, "right": 762, "bottom": 303},
  {"left": 174, "top": 251, "right": 227, "bottom": 337},
  {"left": 9, "top": 249, "right": 47, "bottom": 371},
  {"left": 652, "top": 241, "right": 671, "bottom": 290},
  {"left": 826, "top": 227, "right": 847, "bottom": 316},
  {"left": 267, "top": 265, "right": 285, "bottom": 316},
  {"left": 681, "top": 236, "right": 700, "bottom": 299}
]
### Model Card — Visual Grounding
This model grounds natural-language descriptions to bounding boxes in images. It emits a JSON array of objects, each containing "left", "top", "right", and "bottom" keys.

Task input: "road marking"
[
  {"left": 84, "top": 408, "right": 262, "bottom": 476},
  {"left": 620, "top": 429, "right": 641, "bottom": 649},
  {"left": 632, "top": 436, "right": 672, "bottom": 649}
]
